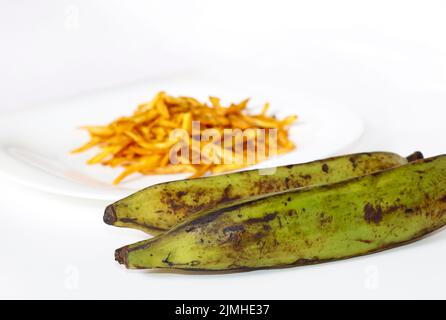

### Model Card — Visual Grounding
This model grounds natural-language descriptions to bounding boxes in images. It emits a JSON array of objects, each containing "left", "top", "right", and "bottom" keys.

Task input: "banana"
[
  {"left": 104, "top": 152, "right": 422, "bottom": 233},
  {"left": 115, "top": 155, "right": 446, "bottom": 271}
]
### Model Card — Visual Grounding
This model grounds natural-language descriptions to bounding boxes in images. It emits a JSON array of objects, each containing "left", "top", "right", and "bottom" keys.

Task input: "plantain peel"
[
  {"left": 115, "top": 154, "right": 446, "bottom": 271},
  {"left": 105, "top": 152, "right": 421, "bottom": 233}
]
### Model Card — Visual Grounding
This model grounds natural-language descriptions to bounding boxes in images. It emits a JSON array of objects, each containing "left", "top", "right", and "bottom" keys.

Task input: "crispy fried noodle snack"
[{"left": 72, "top": 91, "right": 297, "bottom": 184}]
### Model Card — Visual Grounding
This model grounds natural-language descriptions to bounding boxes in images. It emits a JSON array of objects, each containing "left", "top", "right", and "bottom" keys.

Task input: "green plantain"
[
  {"left": 104, "top": 151, "right": 422, "bottom": 233},
  {"left": 115, "top": 155, "right": 446, "bottom": 271}
]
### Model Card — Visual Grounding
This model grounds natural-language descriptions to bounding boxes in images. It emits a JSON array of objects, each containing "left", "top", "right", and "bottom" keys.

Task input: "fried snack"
[{"left": 72, "top": 91, "right": 297, "bottom": 184}]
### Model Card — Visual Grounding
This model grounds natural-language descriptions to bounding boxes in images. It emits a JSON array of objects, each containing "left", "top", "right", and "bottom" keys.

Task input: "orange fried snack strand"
[{"left": 71, "top": 91, "right": 297, "bottom": 184}]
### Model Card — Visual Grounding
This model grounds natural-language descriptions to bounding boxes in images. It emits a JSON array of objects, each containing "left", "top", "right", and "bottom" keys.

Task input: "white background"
[{"left": 1, "top": 1, "right": 446, "bottom": 299}]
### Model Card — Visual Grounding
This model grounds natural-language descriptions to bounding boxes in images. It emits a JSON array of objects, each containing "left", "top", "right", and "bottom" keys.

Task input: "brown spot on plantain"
[
  {"left": 164, "top": 197, "right": 183, "bottom": 212},
  {"left": 220, "top": 184, "right": 241, "bottom": 203},
  {"left": 349, "top": 156, "right": 358, "bottom": 169},
  {"left": 356, "top": 239, "right": 373, "bottom": 244},
  {"left": 387, "top": 205, "right": 403, "bottom": 213},
  {"left": 439, "top": 195, "right": 446, "bottom": 203},
  {"left": 176, "top": 191, "right": 187, "bottom": 198},
  {"left": 322, "top": 163, "right": 329, "bottom": 173},
  {"left": 252, "top": 232, "right": 266, "bottom": 240},
  {"left": 119, "top": 217, "right": 137, "bottom": 223},
  {"left": 245, "top": 212, "right": 277, "bottom": 224},
  {"left": 364, "top": 203, "right": 383, "bottom": 224},
  {"left": 160, "top": 188, "right": 209, "bottom": 216},
  {"left": 319, "top": 212, "right": 333, "bottom": 227},
  {"left": 220, "top": 231, "right": 243, "bottom": 249},
  {"left": 284, "top": 177, "right": 290, "bottom": 189},
  {"left": 223, "top": 225, "right": 245, "bottom": 233},
  {"left": 254, "top": 179, "right": 280, "bottom": 194}
]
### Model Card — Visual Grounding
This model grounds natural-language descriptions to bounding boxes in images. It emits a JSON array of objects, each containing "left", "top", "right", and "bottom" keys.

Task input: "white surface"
[
  {"left": 1, "top": 0, "right": 446, "bottom": 300},
  {"left": 0, "top": 76, "right": 363, "bottom": 200}
]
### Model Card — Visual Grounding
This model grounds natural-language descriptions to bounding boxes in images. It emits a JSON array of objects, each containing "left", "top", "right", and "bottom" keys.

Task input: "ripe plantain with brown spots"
[
  {"left": 104, "top": 152, "right": 421, "bottom": 233},
  {"left": 115, "top": 154, "right": 446, "bottom": 271}
]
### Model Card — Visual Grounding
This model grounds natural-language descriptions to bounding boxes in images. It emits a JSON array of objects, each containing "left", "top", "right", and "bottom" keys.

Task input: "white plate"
[{"left": 0, "top": 76, "right": 363, "bottom": 200}]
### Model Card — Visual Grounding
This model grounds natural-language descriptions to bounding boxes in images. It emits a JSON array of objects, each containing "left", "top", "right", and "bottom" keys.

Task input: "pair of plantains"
[{"left": 105, "top": 151, "right": 446, "bottom": 271}]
